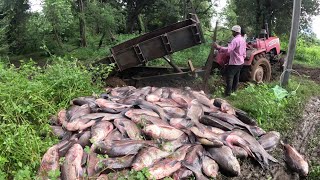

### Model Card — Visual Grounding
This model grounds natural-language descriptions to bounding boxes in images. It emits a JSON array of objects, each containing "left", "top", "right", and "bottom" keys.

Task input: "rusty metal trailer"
[{"left": 98, "top": 13, "right": 206, "bottom": 86}]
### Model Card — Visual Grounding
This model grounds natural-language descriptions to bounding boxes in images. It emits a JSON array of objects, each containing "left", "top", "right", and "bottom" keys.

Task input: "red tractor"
[{"left": 212, "top": 29, "right": 286, "bottom": 83}]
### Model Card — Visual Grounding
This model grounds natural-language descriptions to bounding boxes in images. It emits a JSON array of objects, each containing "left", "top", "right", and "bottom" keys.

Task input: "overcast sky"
[{"left": 29, "top": 0, "right": 320, "bottom": 39}]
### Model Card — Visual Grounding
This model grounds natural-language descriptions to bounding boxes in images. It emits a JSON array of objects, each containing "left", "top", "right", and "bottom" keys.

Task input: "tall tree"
[
  {"left": 77, "top": 0, "right": 87, "bottom": 47},
  {"left": 0, "top": 0, "right": 30, "bottom": 54}
]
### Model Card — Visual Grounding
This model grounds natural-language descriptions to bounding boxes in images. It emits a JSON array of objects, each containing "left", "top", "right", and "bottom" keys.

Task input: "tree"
[
  {"left": 77, "top": 0, "right": 87, "bottom": 47},
  {"left": 0, "top": 0, "right": 30, "bottom": 54}
]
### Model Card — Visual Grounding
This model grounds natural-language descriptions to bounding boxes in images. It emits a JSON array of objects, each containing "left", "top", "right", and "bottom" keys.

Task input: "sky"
[{"left": 29, "top": 0, "right": 320, "bottom": 39}]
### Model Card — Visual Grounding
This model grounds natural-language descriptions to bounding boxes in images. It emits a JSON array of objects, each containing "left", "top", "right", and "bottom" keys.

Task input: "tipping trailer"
[{"left": 97, "top": 13, "right": 206, "bottom": 86}]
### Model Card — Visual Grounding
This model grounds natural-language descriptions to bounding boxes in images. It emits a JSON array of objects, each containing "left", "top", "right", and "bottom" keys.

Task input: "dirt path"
[{"left": 293, "top": 64, "right": 320, "bottom": 84}]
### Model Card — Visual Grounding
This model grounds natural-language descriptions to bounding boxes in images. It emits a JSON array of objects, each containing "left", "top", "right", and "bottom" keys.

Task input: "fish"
[
  {"left": 50, "top": 125, "right": 71, "bottom": 140},
  {"left": 95, "top": 140, "right": 154, "bottom": 157},
  {"left": 161, "top": 87, "right": 170, "bottom": 99},
  {"left": 182, "top": 145, "right": 209, "bottom": 180},
  {"left": 37, "top": 145, "right": 60, "bottom": 180},
  {"left": 196, "top": 137, "right": 223, "bottom": 147},
  {"left": 95, "top": 155, "right": 136, "bottom": 173},
  {"left": 61, "top": 144, "right": 84, "bottom": 180},
  {"left": 210, "top": 112, "right": 256, "bottom": 136},
  {"left": 169, "top": 144, "right": 192, "bottom": 161},
  {"left": 202, "top": 155, "right": 219, "bottom": 178},
  {"left": 190, "top": 126, "right": 223, "bottom": 147},
  {"left": 185, "top": 87, "right": 216, "bottom": 109},
  {"left": 172, "top": 167, "right": 193, "bottom": 180},
  {"left": 66, "top": 104, "right": 91, "bottom": 122},
  {"left": 78, "top": 130, "right": 91, "bottom": 147},
  {"left": 162, "top": 133, "right": 189, "bottom": 152},
  {"left": 134, "top": 99, "right": 169, "bottom": 121},
  {"left": 143, "top": 124, "right": 184, "bottom": 141},
  {"left": 146, "top": 87, "right": 162, "bottom": 102},
  {"left": 230, "top": 129, "right": 278, "bottom": 168},
  {"left": 148, "top": 159, "right": 182, "bottom": 180},
  {"left": 234, "top": 108, "right": 258, "bottom": 126},
  {"left": 258, "top": 131, "right": 281, "bottom": 151},
  {"left": 104, "top": 129, "right": 126, "bottom": 142},
  {"left": 132, "top": 147, "right": 170, "bottom": 171},
  {"left": 71, "top": 96, "right": 97, "bottom": 108},
  {"left": 169, "top": 118, "right": 193, "bottom": 129},
  {"left": 282, "top": 142, "right": 309, "bottom": 177},
  {"left": 170, "top": 89, "right": 192, "bottom": 107},
  {"left": 114, "top": 118, "right": 142, "bottom": 140},
  {"left": 63, "top": 113, "right": 111, "bottom": 131},
  {"left": 207, "top": 146, "right": 241, "bottom": 176},
  {"left": 130, "top": 114, "right": 168, "bottom": 126},
  {"left": 86, "top": 152, "right": 100, "bottom": 177},
  {"left": 96, "top": 98, "right": 132, "bottom": 110},
  {"left": 232, "top": 146, "right": 248, "bottom": 159},
  {"left": 163, "top": 107, "right": 186, "bottom": 118},
  {"left": 200, "top": 115, "right": 234, "bottom": 131},
  {"left": 186, "top": 99, "right": 204, "bottom": 129},
  {"left": 155, "top": 98, "right": 182, "bottom": 107},
  {"left": 124, "top": 109, "right": 160, "bottom": 119},
  {"left": 109, "top": 86, "right": 136, "bottom": 97},
  {"left": 90, "top": 121, "right": 114, "bottom": 151},
  {"left": 57, "top": 135, "right": 79, "bottom": 157}
]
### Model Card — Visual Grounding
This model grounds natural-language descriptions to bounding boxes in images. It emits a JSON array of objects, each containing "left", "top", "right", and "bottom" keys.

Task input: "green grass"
[{"left": 0, "top": 57, "right": 106, "bottom": 179}]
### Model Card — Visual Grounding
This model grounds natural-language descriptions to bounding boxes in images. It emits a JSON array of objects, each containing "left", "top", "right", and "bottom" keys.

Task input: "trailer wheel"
[{"left": 251, "top": 57, "right": 271, "bottom": 83}]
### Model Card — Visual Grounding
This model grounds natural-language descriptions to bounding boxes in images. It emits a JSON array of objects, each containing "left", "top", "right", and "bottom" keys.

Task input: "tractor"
[{"left": 212, "top": 26, "right": 286, "bottom": 83}]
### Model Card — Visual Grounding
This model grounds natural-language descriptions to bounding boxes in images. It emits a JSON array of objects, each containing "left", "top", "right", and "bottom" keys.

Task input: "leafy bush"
[{"left": 0, "top": 57, "right": 105, "bottom": 178}]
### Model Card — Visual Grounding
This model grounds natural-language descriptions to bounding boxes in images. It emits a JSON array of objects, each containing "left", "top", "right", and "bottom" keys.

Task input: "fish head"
[{"left": 144, "top": 125, "right": 161, "bottom": 138}]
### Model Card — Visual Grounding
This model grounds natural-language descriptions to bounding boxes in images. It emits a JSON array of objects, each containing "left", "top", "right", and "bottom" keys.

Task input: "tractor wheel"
[{"left": 250, "top": 57, "right": 271, "bottom": 83}]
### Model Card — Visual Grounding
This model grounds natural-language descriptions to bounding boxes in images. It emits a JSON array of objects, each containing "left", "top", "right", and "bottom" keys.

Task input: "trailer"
[{"left": 97, "top": 13, "right": 206, "bottom": 86}]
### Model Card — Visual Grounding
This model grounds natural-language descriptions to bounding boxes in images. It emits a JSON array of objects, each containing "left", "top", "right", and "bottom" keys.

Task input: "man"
[{"left": 213, "top": 25, "right": 246, "bottom": 96}]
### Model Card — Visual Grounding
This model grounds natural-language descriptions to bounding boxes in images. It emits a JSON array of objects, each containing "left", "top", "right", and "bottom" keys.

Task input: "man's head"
[{"left": 231, "top": 25, "right": 241, "bottom": 37}]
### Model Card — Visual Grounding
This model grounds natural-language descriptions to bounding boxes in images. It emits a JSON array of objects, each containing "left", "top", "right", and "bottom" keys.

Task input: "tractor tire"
[{"left": 250, "top": 57, "right": 271, "bottom": 83}]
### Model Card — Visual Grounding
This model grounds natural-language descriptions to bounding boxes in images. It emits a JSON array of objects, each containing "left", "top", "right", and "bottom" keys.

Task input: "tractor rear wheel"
[{"left": 250, "top": 57, "right": 271, "bottom": 83}]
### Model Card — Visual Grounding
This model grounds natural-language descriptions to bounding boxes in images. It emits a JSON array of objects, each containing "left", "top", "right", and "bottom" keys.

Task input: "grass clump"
[
  {"left": 220, "top": 77, "right": 320, "bottom": 132},
  {"left": 0, "top": 57, "right": 105, "bottom": 178}
]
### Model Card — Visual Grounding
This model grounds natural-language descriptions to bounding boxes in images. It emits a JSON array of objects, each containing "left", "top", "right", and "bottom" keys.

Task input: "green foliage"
[
  {"left": 309, "top": 163, "right": 320, "bottom": 179},
  {"left": 0, "top": 57, "right": 106, "bottom": 178},
  {"left": 222, "top": 78, "right": 320, "bottom": 131}
]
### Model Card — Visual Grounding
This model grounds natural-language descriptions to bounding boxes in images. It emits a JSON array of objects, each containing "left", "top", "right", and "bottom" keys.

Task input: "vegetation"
[{"left": 0, "top": 0, "right": 319, "bottom": 179}]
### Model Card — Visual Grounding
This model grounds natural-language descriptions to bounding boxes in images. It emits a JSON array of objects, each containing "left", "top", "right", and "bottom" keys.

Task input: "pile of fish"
[{"left": 38, "top": 86, "right": 309, "bottom": 179}]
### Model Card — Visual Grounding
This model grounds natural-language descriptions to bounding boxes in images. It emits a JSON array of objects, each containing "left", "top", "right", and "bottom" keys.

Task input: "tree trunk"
[
  {"left": 255, "top": 0, "right": 261, "bottom": 36},
  {"left": 98, "top": 32, "right": 106, "bottom": 49},
  {"left": 78, "top": 0, "right": 87, "bottom": 47}
]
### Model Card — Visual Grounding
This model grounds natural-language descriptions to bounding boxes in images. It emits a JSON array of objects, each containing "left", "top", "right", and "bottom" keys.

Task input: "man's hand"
[{"left": 213, "top": 42, "right": 220, "bottom": 49}]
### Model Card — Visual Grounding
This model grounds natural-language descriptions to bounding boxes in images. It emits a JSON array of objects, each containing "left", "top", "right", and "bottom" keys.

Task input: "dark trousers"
[{"left": 225, "top": 65, "right": 243, "bottom": 96}]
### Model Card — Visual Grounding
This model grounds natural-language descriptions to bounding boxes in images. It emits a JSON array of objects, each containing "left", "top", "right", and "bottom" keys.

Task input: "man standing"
[{"left": 213, "top": 25, "right": 246, "bottom": 96}]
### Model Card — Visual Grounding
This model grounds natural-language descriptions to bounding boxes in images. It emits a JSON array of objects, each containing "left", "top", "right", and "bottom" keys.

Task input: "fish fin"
[{"left": 182, "top": 162, "right": 209, "bottom": 180}]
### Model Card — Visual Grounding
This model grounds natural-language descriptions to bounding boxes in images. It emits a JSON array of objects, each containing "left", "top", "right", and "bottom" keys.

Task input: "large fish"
[
  {"left": 37, "top": 145, "right": 60, "bottom": 180},
  {"left": 104, "top": 129, "right": 126, "bottom": 142},
  {"left": 230, "top": 129, "right": 278, "bottom": 168},
  {"left": 143, "top": 124, "right": 184, "bottom": 141},
  {"left": 146, "top": 87, "right": 163, "bottom": 102},
  {"left": 78, "top": 130, "right": 91, "bottom": 147},
  {"left": 71, "top": 96, "right": 97, "bottom": 108},
  {"left": 207, "top": 146, "right": 241, "bottom": 176},
  {"left": 169, "top": 118, "right": 193, "bottom": 129},
  {"left": 124, "top": 109, "right": 159, "bottom": 119},
  {"left": 163, "top": 107, "right": 186, "bottom": 118},
  {"left": 190, "top": 126, "right": 223, "bottom": 147},
  {"left": 170, "top": 89, "right": 193, "bottom": 108},
  {"left": 162, "top": 133, "right": 189, "bottom": 152},
  {"left": 95, "top": 155, "right": 136, "bottom": 173},
  {"left": 172, "top": 167, "right": 193, "bottom": 180},
  {"left": 63, "top": 113, "right": 115, "bottom": 131},
  {"left": 114, "top": 118, "right": 142, "bottom": 140},
  {"left": 200, "top": 115, "right": 234, "bottom": 131},
  {"left": 130, "top": 114, "right": 168, "bottom": 126},
  {"left": 66, "top": 104, "right": 91, "bottom": 122},
  {"left": 134, "top": 99, "right": 169, "bottom": 121},
  {"left": 50, "top": 125, "right": 71, "bottom": 140},
  {"left": 95, "top": 140, "right": 154, "bottom": 157},
  {"left": 132, "top": 147, "right": 170, "bottom": 171},
  {"left": 182, "top": 145, "right": 209, "bottom": 180},
  {"left": 185, "top": 87, "right": 216, "bottom": 109},
  {"left": 148, "top": 159, "right": 182, "bottom": 180},
  {"left": 86, "top": 152, "right": 100, "bottom": 177},
  {"left": 186, "top": 99, "right": 204, "bottom": 129},
  {"left": 90, "top": 121, "right": 114, "bottom": 151},
  {"left": 258, "top": 131, "right": 281, "bottom": 151},
  {"left": 282, "top": 142, "right": 309, "bottom": 177},
  {"left": 202, "top": 155, "right": 219, "bottom": 178},
  {"left": 155, "top": 98, "right": 182, "bottom": 108},
  {"left": 61, "top": 144, "right": 84, "bottom": 180}
]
